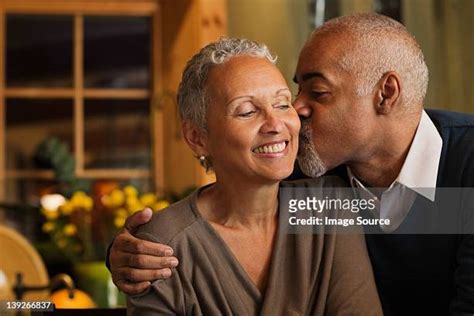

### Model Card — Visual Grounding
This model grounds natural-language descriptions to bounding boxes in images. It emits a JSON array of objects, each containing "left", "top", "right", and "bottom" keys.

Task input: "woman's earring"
[{"left": 198, "top": 155, "right": 211, "bottom": 172}]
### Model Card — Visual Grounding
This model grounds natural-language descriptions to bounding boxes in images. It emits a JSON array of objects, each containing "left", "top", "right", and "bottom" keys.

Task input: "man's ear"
[
  {"left": 374, "top": 71, "right": 401, "bottom": 115},
  {"left": 181, "top": 120, "right": 209, "bottom": 157}
]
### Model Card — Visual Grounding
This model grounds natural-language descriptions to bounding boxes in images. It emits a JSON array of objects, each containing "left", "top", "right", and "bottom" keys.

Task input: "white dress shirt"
[{"left": 348, "top": 110, "right": 443, "bottom": 232}]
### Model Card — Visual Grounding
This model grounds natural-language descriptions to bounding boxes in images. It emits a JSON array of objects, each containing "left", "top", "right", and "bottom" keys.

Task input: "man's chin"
[{"left": 296, "top": 157, "right": 328, "bottom": 178}]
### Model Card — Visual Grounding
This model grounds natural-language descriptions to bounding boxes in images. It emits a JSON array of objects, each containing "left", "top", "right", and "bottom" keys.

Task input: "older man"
[
  {"left": 108, "top": 13, "right": 474, "bottom": 315},
  {"left": 292, "top": 13, "right": 474, "bottom": 315}
]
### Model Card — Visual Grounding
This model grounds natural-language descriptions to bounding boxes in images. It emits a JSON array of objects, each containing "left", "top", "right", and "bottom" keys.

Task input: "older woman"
[{"left": 127, "top": 38, "right": 381, "bottom": 315}]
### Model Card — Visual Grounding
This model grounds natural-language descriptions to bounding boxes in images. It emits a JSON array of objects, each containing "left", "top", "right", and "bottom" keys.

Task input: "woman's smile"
[{"left": 252, "top": 140, "right": 289, "bottom": 156}]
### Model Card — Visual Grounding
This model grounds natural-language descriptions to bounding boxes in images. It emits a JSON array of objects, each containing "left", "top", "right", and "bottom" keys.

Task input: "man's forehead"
[
  {"left": 294, "top": 35, "right": 350, "bottom": 84},
  {"left": 301, "top": 31, "right": 352, "bottom": 59},
  {"left": 293, "top": 53, "right": 342, "bottom": 84}
]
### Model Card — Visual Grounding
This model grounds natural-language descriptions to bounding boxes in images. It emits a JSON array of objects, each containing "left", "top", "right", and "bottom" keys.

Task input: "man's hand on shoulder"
[{"left": 109, "top": 208, "right": 179, "bottom": 295}]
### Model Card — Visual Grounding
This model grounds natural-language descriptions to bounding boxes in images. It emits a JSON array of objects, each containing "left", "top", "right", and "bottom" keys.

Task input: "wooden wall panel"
[
  {"left": 161, "top": 0, "right": 226, "bottom": 193},
  {"left": 2, "top": 0, "right": 157, "bottom": 15},
  {"left": 0, "top": 11, "right": 5, "bottom": 202}
]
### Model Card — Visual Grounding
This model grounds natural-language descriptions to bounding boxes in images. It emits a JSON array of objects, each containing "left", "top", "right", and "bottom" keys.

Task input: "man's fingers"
[
  {"left": 123, "top": 207, "right": 153, "bottom": 234},
  {"left": 112, "top": 265, "right": 175, "bottom": 295},
  {"left": 115, "top": 280, "right": 151, "bottom": 296},
  {"left": 111, "top": 251, "right": 179, "bottom": 270},
  {"left": 118, "top": 235, "right": 174, "bottom": 257},
  {"left": 126, "top": 254, "right": 179, "bottom": 270},
  {"left": 116, "top": 267, "right": 173, "bottom": 283}
]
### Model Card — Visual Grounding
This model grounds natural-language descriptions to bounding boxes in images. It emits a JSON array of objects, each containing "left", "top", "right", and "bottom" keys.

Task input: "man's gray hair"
[
  {"left": 311, "top": 13, "right": 429, "bottom": 108},
  {"left": 177, "top": 37, "right": 277, "bottom": 129}
]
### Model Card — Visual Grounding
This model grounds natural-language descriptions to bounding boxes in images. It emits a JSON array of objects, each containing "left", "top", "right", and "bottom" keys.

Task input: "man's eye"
[
  {"left": 311, "top": 91, "right": 327, "bottom": 98},
  {"left": 237, "top": 110, "right": 256, "bottom": 117}
]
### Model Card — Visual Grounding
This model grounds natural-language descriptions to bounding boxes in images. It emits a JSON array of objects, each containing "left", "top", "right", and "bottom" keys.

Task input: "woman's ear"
[
  {"left": 374, "top": 71, "right": 401, "bottom": 115},
  {"left": 181, "top": 120, "right": 209, "bottom": 157}
]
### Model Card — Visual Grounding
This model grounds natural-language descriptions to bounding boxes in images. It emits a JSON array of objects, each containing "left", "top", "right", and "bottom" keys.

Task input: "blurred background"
[{"left": 0, "top": 0, "right": 472, "bottom": 311}]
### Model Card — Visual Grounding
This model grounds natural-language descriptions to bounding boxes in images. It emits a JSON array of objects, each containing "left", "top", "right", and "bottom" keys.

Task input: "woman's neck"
[{"left": 197, "top": 179, "right": 280, "bottom": 231}]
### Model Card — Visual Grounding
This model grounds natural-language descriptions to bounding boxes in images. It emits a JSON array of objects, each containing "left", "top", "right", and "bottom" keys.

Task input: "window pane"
[
  {"left": 84, "top": 99, "right": 151, "bottom": 169},
  {"left": 6, "top": 99, "right": 74, "bottom": 170},
  {"left": 84, "top": 16, "right": 150, "bottom": 88},
  {"left": 6, "top": 15, "right": 73, "bottom": 87}
]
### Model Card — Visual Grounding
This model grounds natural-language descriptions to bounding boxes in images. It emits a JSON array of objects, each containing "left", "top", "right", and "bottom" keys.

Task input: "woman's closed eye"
[
  {"left": 233, "top": 101, "right": 257, "bottom": 118},
  {"left": 237, "top": 110, "right": 257, "bottom": 117},
  {"left": 275, "top": 104, "right": 290, "bottom": 110}
]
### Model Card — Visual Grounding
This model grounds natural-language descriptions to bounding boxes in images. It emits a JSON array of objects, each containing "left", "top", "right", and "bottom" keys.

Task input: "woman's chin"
[{"left": 258, "top": 167, "right": 294, "bottom": 183}]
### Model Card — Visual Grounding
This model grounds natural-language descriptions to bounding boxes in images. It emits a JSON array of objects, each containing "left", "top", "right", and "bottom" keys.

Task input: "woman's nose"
[
  {"left": 293, "top": 96, "right": 312, "bottom": 118},
  {"left": 260, "top": 111, "right": 284, "bottom": 134}
]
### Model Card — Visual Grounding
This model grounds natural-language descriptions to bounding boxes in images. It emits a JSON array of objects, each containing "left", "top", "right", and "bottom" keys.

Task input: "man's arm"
[{"left": 107, "top": 208, "right": 179, "bottom": 295}]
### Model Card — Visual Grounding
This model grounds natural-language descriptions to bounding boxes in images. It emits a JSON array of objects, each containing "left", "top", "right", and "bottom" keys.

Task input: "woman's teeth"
[{"left": 253, "top": 142, "right": 286, "bottom": 154}]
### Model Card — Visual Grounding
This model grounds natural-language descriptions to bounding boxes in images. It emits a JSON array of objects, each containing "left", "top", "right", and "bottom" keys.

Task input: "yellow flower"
[
  {"left": 124, "top": 185, "right": 138, "bottom": 197},
  {"left": 126, "top": 195, "right": 138, "bottom": 206},
  {"left": 140, "top": 193, "right": 156, "bottom": 206},
  {"left": 126, "top": 196, "right": 143, "bottom": 213},
  {"left": 60, "top": 202, "right": 74, "bottom": 216},
  {"left": 42, "top": 208, "right": 59, "bottom": 221},
  {"left": 71, "top": 191, "right": 85, "bottom": 201},
  {"left": 66, "top": 192, "right": 93, "bottom": 211},
  {"left": 83, "top": 196, "right": 93, "bottom": 211},
  {"left": 153, "top": 200, "right": 170, "bottom": 212},
  {"left": 115, "top": 208, "right": 128, "bottom": 218},
  {"left": 42, "top": 222, "right": 55, "bottom": 233},
  {"left": 130, "top": 204, "right": 145, "bottom": 214},
  {"left": 70, "top": 191, "right": 90, "bottom": 209},
  {"left": 63, "top": 224, "right": 77, "bottom": 236},
  {"left": 114, "top": 216, "right": 126, "bottom": 228},
  {"left": 101, "top": 195, "right": 113, "bottom": 208},
  {"left": 110, "top": 189, "right": 125, "bottom": 207}
]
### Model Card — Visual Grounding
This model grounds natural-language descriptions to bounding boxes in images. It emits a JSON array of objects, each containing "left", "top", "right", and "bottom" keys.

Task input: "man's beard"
[{"left": 297, "top": 120, "right": 328, "bottom": 178}]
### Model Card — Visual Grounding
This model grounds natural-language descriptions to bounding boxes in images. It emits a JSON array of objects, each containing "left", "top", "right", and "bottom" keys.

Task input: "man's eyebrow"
[{"left": 293, "top": 72, "right": 327, "bottom": 83}]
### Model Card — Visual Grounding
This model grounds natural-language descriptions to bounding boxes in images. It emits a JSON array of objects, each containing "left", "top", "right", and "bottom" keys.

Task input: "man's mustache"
[{"left": 299, "top": 120, "right": 313, "bottom": 143}]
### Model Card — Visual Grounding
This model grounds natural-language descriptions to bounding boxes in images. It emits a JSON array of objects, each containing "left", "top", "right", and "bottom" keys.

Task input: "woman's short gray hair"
[{"left": 177, "top": 37, "right": 277, "bottom": 130}]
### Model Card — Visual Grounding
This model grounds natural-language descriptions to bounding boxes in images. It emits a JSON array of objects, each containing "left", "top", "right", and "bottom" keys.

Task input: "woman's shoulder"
[{"left": 135, "top": 192, "right": 200, "bottom": 245}]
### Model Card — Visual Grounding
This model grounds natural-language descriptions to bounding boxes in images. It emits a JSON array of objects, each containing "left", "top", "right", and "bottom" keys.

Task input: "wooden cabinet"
[{"left": 0, "top": 0, "right": 224, "bottom": 204}]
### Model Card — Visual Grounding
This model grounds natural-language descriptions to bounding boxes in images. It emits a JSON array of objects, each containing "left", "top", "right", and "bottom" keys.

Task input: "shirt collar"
[{"left": 347, "top": 110, "right": 443, "bottom": 201}]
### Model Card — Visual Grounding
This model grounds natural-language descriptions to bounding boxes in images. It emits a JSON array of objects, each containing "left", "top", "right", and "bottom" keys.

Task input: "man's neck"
[
  {"left": 349, "top": 152, "right": 407, "bottom": 187},
  {"left": 348, "top": 111, "right": 422, "bottom": 188}
]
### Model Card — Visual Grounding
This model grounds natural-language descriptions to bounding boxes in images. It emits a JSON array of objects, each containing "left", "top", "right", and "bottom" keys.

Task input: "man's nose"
[{"left": 293, "top": 97, "right": 312, "bottom": 118}]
